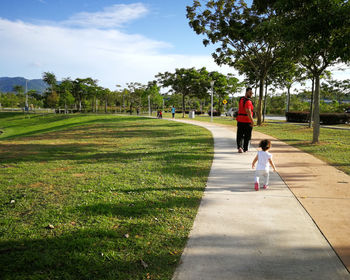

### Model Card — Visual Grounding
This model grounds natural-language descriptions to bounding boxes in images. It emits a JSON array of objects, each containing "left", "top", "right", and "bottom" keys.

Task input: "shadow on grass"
[
  {"left": 0, "top": 116, "right": 152, "bottom": 140},
  {"left": 0, "top": 227, "right": 185, "bottom": 280},
  {"left": 75, "top": 195, "right": 201, "bottom": 218}
]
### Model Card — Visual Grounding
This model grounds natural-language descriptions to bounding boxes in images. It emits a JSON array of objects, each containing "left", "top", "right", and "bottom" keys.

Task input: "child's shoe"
[
  {"left": 254, "top": 182, "right": 259, "bottom": 191},
  {"left": 263, "top": 185, "right": 268, "bottom": 189}
]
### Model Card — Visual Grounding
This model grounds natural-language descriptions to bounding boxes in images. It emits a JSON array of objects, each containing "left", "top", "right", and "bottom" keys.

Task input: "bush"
[
  {"left": 208, "top": 110, "right": 221, "bottom": 116},
  {"left": 285, "top": 111, "right": 310, "bottom": 123},
  {"left": 286, "top": 111, "right": 350, "bottom": 124},
  {"left": 320, "top": 113, "right": 350, "bottom": 124}
]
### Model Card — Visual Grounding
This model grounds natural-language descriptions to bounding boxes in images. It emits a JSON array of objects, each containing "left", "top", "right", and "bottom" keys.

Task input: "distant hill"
[{"left": 0, "top": 77, "right": 49, "bottom": 94}]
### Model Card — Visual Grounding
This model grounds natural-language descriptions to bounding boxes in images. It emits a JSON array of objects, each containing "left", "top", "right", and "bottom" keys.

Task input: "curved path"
[{"left": 169, "top": 119, "right": 349, "bottom": 280}]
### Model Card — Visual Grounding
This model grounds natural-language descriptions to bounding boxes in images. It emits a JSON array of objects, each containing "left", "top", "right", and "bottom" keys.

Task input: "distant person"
[
  {"left": 157, "top": 110, "right": 163, "bottom": 119},
  {"left": 236, "top": 87, "right": 254, "bottom": 153},
  {"left": 252, "top": 139, "right": 277, "bottom": 191},
  {"left": 171, "top": 106, "right": 176, "bottom": 118}
]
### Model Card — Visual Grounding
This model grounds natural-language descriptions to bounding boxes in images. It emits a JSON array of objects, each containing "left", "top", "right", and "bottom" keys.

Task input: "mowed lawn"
[
  {"left": 0, "top": 113, "right": 213, "bottom": 280},
  {"left": 163, "top": 113, "right": 350, "bottom": 176}
]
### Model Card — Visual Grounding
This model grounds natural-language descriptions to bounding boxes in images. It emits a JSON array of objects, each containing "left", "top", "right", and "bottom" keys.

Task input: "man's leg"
[
  {"left": 243, "top": 123, "right": 252, "bottom": 152},
  {"left": 236, "top": 122, "right": 244, "bottom": 152}
]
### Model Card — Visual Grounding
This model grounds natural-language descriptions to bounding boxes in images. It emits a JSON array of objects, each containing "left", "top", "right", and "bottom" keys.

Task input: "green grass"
[
  {"left": 254, "top": 121, "right": 350, "bottom": 175},
  {"left": 158, "top": 112, "right": 350, "bottom": 175},
  {"left": 0, "top": 112, "right": 213, "bottom": 280}
]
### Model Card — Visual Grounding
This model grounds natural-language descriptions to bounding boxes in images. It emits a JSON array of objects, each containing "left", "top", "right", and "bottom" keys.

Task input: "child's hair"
[{"left": 259, "top": 139, "right": 271, "bottom": 151}]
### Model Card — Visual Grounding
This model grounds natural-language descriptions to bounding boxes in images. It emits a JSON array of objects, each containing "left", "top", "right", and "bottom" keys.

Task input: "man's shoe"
[
  {"left": 263, "top": 185, "right": 269, "bottom": 189},
  {"left": 254, "top": 182, "right": 259, "bottom": 191},
  {"left": 238, "top": 148, "right": 243, "bottom": 153}
]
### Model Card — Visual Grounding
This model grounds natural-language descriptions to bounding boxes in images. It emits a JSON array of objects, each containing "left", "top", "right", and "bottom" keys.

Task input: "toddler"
[{"left": 252, "top": 139, "right": 277, "bottom": 191}]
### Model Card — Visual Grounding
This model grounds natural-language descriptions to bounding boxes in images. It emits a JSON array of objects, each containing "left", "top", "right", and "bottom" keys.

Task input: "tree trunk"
[
  {"left": 182, "top": 93, "right": 185, "bottom": 118},
  {"left": 254, "top": 86, "right": 257, "bottom": 99},
  {"left": 308, "top": 77, "right": 315, "bottom": 128},
  {"left": 287, "top": 86, "right": 291, "bottom": 112},
  {"left": 105, "top": 97, "right": 107, "bottom": 113},
  {"left": 312, "top": 75, "right": 320, "bottom": 144},
  {"left": 263, "top": 83, "right": 268, "bottom": 123},
  {"left": 257, "top": 77, "right": 264, "bottom": 126}
]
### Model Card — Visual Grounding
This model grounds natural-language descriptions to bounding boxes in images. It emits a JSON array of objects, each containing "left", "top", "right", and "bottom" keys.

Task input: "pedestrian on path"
[
  {"left": 252, "top": 139, "right": 277, "bottom": 191},
  {"left": 171, "top": 106, "right": 176, "bottom": 118},
  {"left": 236, "top": 87, "right": 254, "bottom": 153}
]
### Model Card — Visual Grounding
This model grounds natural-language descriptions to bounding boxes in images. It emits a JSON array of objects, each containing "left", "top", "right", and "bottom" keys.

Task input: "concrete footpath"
[{"left": 170, "top": 119, "right": 349, "bottom": 280}]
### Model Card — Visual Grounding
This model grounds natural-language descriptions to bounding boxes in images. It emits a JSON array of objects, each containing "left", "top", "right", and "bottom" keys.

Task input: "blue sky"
[
  {"left": 0, "top": 0, "right": 235, "bottom": 89},
  {"left": 0, "top": 0, "right": 348, "bottom": 90}
]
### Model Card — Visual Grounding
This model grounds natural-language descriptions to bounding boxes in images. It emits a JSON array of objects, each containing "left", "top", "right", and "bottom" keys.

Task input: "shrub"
[
  {"left": 320, "top": 113, "right": 350, "bottom": 124},
  {"left": 286, "top": 111, "right": 350, "bottom": 124},
  {"left": 285, "top": 111, "right": 310, "bottom": 123}
]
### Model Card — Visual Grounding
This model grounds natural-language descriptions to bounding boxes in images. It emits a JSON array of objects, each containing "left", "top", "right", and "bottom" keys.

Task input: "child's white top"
[{"left": 256, "top": 150, "right": 272, "bottom": 171}]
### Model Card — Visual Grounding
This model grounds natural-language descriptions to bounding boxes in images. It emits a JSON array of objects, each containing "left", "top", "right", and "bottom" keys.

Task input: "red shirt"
[{"left": 236, "top": 97, "right": 253, "bottom": 123}]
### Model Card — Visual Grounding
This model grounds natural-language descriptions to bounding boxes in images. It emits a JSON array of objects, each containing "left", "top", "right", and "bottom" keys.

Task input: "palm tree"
[{"left": 42, "top": 72, "right": 57, "bottom": 96}]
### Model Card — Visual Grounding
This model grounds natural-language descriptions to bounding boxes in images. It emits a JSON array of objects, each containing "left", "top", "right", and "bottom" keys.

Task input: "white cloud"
[
  {"left": 63, "top": 3, "right": 149, "bottom": 28},
  {"left": 0, "top": 16, "right": 235, "bottom": 89}
]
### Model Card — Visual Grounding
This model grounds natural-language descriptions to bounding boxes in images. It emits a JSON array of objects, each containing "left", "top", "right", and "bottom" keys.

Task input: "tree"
[
  {"left": 255, "top": 0, "right": 350, "bottom": 143},
  {"left": 144, "top": 81, "right": 163, "bottom": 111},
  {"left": 187, "top": 0, "right": 285, "bottom": 125},
  {"left": 157, "top": 68, "right": 209, "bottom": 117},
  {"left": 42, "top": 72, "right": 58, "bottom": 109},
  {"left": 272, "top": 63, "right": 306, "bottom": 112},
  {"left": 58, "top": 78, "right": 74, "bottom": 112},
  {"left": 126, "top": 82, "right": 146, "bottom": 114},
  {"left": 72, "top": 78, "right": 98, "bottom": 111},
  {"left": 13, "top": 85, "right": 24, "bottom": 95},
  {"left": 42, "top": 72, "right": 57, "bottom": 96}
]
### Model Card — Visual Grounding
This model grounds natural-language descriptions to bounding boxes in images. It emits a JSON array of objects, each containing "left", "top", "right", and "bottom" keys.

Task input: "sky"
[
  {"left": 0, "top": 0, "right": 349, "bottom": 91},
  {"left": 0, "top": 0, "right": 236, "bottom": 89}
]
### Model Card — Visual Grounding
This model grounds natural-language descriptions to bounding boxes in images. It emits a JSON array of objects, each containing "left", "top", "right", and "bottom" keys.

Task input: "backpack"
[{"left": 233, "top": 96, "right": 251, "bottom": 118}]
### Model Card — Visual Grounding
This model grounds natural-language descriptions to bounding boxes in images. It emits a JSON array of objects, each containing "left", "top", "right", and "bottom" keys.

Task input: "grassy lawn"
[
  {"left": 159, "top": 112, "right": 350, "bottom": 175},
  {"left": 254, "top": 122, "right": 350, "bottom": 175},
  {"left": 0, "top": 112, "right": 213, "bottom": 280}
]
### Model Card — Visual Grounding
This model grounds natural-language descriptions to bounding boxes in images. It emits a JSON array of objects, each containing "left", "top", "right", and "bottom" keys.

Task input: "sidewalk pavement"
[{"left": 170, "top": 119, "right": 349, "bottom": 280}]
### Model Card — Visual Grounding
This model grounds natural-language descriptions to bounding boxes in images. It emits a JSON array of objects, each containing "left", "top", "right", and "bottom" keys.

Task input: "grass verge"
[
  {"left": 0, "top": 113, "right": 213, "bottom": 280},
  {"left": 156, "top": 113, "right": 350, "bottom": 175},
  {"left": 254, "top": 121, "right": 350, "bottom": 175}
]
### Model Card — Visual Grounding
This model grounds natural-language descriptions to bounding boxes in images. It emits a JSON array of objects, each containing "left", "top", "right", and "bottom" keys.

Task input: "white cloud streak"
[{"left": 63, "top": 3, "right": 149, "bottom": 28}]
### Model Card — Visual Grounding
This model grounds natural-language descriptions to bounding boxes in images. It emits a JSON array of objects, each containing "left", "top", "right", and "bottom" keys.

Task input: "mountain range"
[{"left": 0, "top": 77, "right": 49, "bottom": 94}]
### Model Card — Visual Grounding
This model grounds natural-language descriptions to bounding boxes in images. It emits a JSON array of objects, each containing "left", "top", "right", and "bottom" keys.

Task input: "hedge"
[{"left": 286, "top": 111, "right": 350, "bottom": 124}]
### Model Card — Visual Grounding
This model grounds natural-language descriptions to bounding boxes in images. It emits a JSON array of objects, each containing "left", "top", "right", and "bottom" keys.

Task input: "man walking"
[{"left": 236, "top": 87, "right": 254, "bottom": 153}]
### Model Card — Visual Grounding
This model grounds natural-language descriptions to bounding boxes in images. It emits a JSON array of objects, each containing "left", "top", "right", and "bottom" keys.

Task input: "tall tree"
[
  {"left": 255, "top": 0, "right": 350, "bottom": 143},
  {"left": 42, "top": 72, "right": 57, "bottom": 96},
  {"left": 58, "top": 78, "right": 74, "bottom": 113},
  {"left": 187, "top": 0, "right": 284, "bottom": 125}
]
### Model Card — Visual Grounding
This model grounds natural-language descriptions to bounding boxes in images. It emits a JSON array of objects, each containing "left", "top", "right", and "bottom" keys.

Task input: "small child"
[{"left": 252, "top": 139, "right": 277, "bottom": 191}]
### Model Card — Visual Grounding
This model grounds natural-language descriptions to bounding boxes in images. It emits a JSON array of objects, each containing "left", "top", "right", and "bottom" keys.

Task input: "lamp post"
[
  {"left": 25, "top": 79, "right": 28, "bottom": 111},
  {"left": 210, "top": 81, "right": 214, "bottom": 122}
]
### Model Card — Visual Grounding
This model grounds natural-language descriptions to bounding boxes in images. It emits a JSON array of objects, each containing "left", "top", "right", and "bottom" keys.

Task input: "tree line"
[{"left": 0, "top": 69, "right": 242, "bottom": 115}]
